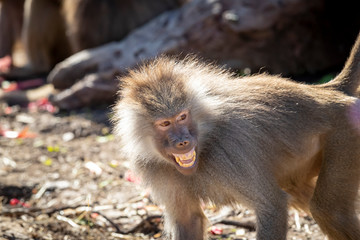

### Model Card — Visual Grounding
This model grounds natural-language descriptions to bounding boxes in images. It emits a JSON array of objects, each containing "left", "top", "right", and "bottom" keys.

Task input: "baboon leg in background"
[
  {"left": 22, "top": 0, "right": 71, "bottom": 74},
  {"left": 0, "top": 0, "right": 24, "bottom": 58}
]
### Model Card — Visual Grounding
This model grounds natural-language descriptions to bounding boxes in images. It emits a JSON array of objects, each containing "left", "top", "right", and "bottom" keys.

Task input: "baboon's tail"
[{"left": 325, "top": 32, "right": 360, "bottom": 96}]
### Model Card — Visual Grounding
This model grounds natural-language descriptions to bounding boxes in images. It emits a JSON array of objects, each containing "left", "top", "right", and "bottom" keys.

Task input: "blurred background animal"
[{"left": 0, "top": 0, "right": 183, "bottom": 80}]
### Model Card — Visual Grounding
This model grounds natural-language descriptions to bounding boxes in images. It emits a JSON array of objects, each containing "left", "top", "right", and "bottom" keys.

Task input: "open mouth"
[{"left": 172, "top": 147, "right": 196, "bottom": 168}]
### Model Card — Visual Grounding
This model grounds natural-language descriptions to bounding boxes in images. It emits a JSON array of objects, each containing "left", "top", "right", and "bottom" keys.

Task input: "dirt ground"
[{"left": 0, "top": 101, "right": 341, "bottom": 240}]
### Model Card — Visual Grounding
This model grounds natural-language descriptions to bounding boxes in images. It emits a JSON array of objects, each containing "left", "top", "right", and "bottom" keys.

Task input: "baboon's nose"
[{"left": 176, "top": 140, "right": 189, "bottom": 148}]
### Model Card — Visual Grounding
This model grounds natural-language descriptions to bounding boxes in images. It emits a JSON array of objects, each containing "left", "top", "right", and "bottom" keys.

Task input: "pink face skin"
[{"left": 154, "top": 110, "right": 199, "bottom": 175}]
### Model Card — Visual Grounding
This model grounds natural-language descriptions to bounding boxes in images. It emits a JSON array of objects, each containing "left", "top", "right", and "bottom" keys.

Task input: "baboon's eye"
[
  {"left": 179, "top": 114, "right": 187, "bottom": 121},
  {"left": 177, "top": 112, "right": 187, "bottom": 123},
  {"left": 160, "top": 120, "right": 171, "bottom": 127}
]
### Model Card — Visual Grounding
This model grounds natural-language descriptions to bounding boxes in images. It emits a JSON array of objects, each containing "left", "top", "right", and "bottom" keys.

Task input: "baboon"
[
  {"left": 113, "top": 32, "right": 360, "bottom": 239},
  {"left": 0, "top": 0, "right": 183, "bottom": 81}
]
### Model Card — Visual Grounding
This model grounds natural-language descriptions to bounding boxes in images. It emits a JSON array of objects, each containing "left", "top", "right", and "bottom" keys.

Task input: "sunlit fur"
[
  {"left": 113, "top": 46, "right": 360, "bottom": 240},
  {"left": 113, "top": 57, "right": 227, "bottom": 170}
]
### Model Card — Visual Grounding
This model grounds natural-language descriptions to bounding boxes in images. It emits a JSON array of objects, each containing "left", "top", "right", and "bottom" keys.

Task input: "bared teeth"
[{"left": 172, "top": 148, "right": 196, "bottom": 168}]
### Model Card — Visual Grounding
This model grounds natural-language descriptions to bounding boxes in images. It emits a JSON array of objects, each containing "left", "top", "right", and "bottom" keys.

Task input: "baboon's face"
[{"left": 153, "top": 109, "right": 198, "bottom": 175}]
